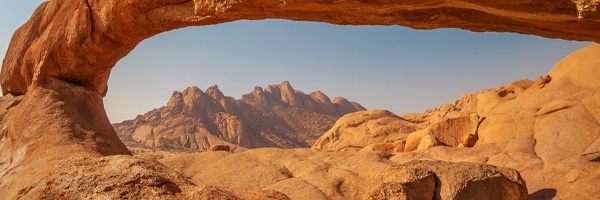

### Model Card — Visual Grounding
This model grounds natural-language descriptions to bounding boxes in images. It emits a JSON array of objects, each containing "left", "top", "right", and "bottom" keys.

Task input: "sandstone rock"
[
  {"left": 367, "top": 160, "right": 528, "bottom": 200},
  {"left": 461, "top": 134, "right": 477, "bottom": 147},
  {"left": 209, "top": 145, "right": 231, "bottom": 152},
  {"left": 313, "top": 45, "right": 600, "bottom": 199},
  {"left": 404, "top": 114, "right": 482, "bottom": 152},
  {"left": 0, "top": 79, "right": 130, "bottom": 197},
  {"left": 548, "top": 44, "right": 600, "bottom": 89},
  {"left": 416, "top": 135, "right": 443, "bottom": 151},
  {"left": 312, "top": 110, "right": 418, "bottom": 151},
  {"left": 2, "top": 0, "right": 600, "bottom": 98},
  {"left": 364, "top": 168, "right": 436, "bottom": 200},
  {"left": 17, "top": 155, "right": 289, "bottom": 199},
  {"left": 535, "top": 75, "right": 552, "bottom": 88},
  {"left": 360, "top": 140, "right": 406, "bottom": 153},
  {"left": 161, "top": 148, "right": 527, "bottom": 200},
  {"left": 2, "top": 0, "right": 600, "bottom": 199}
]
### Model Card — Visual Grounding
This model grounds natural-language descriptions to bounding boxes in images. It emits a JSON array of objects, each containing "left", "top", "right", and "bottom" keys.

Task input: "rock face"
[
  {"left": 0, "top": 79, "right": 131, "bottom": 197},
  {"left": 367, "top": 160, "right": 528, "bottom": 200},
  {"left": 161, "top": 148, "right": 528, "bottom": 200},
  {"left": 113, "top": 82, "right": 365, "bottom": 151},
  {"left": 313, "top": 110, "right": 420, "bottom": 151},
  {"left": 1, "top": 0, "right": 600, "bottom": 199},
  {"left": 17, "top": 155, "right": 290, "bottom": 199},
  {"left": 313, "top": 44, "right": 600, "bottom": 199},
  {"left": 3, "top": 0, "right": 600, "bottom": 98}
]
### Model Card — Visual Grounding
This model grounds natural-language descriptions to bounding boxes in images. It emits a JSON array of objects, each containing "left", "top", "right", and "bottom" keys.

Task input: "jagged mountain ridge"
[{"left": 113, "top": 81, "right": 365, "bottom": 151}]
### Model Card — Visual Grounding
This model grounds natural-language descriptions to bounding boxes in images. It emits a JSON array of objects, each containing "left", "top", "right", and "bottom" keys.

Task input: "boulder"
[
  {"left": 312, "top": 110, "right": 418, "bottom": 151},
  {"left": 366, "top": 160, "right": 528, "bottom": 200}
]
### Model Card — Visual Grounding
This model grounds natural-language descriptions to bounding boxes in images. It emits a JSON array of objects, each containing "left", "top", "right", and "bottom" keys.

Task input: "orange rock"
[
  {"left": 162, "top": 148, "right": 528, "bottom": 200},
  {"left": 1, "top": 0, "right": 600, "bottom": 199},
  {"left": 315, "top": 45, "right": 600, "bottom": 199},
  {"left": 114, "top": 82, "right": 365, "bottom": 151},
  {"left": 2, "top": 0, "right": 599, "bottom": 97},
  {"left": 312, "top": 110, "right": 418, "bottom": 151}
]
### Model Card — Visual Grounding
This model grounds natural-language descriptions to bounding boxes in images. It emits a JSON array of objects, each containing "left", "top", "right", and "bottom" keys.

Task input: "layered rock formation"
[
  {"left": 313, "top": 44, "right": 600, "bottom": 199},
  {"left": 113, "top": 81, "right": 364, "bottom": 151},
  {"left": 1, "top": 0, "right": 600, "bottom": 199}
]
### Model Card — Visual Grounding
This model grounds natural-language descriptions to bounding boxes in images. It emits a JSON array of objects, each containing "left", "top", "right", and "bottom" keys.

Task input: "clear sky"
[{"left": 1, "top": 1, "right": 593, "bottom": 123}]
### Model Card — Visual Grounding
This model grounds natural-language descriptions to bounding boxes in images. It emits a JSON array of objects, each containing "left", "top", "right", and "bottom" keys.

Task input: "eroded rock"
[
  {"left": 18, "top": 155, "right": 289, "bottom": 199},
  {"left": 161, "top": 148, "right": 527, "bottom": 200},
  {"left": 1, "top": 0, "right": 600, "bottom": 199},
  {"left": 314, "top": 44, "right": 600, "bottom": 199},
  {"left": 312, "top": 110, "right": 418, "bottom": 151},
  {"left": 367, "top": 160, "right": 528, "bottom": 200},
  {"left": 114, "top": 82, "right": 364, "bottom": 151},
  {"left": 3, "top": 0, "right": 600, "bottom": 97}
]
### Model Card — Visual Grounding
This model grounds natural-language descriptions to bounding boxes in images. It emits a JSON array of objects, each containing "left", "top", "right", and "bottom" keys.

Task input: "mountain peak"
[
  {"left": 206, "top": 85, "right": 225, "bottom": 100},
  {"left": 166, "top": 91, "right": 184, "bottom": 108},
  {"left": 114, "top": 82, "right": 367, "bottom": 151},
  {"left": 182, "top": 86, "right": 204, "bottom": 96}
]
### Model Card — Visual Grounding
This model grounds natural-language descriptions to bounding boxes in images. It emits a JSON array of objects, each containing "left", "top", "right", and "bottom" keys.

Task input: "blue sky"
[{"left": 1, "top": 1, "right": 593, "bottom": 122}]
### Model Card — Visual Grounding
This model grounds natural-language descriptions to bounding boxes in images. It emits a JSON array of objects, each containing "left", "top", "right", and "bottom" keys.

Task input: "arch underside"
[{"left": 1, "top": 0, "right": 599, "bottom": 97}]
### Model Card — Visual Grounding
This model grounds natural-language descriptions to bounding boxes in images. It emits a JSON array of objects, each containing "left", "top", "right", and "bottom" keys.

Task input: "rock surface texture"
[
  {"left": 3, "top": 0, "right": 600, "bottom": 97},
  {"left": 313, "top": 44, "right": 600, "bottom": 199},
  {"left": 161, "top": 149, "right": 528, "bottom": 200},
  {"left": 113, "top": 81, "right": 364, "bottom": 151},
  {"left": 1, "top": 0, "right": 600, "bottom": 199}
]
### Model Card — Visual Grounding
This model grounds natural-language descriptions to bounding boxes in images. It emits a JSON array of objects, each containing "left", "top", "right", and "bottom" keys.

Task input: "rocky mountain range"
[{"left": 113, "top": 81, "right": 365, "bottom": 151}]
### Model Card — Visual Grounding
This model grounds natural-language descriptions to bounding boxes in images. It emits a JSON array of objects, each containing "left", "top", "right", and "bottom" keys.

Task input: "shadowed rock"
[{"left": 209, "top": 145, "right": 231, "bottom": 152}]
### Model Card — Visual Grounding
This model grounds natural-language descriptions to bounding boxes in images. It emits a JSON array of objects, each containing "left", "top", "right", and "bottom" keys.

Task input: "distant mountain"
[{"left": 113, "top": 81, "right": 365, "bottom": 151}]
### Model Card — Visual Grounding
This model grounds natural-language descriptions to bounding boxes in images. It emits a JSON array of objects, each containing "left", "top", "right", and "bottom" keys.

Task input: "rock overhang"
[{"left": 1, "top": 0, "right": 600, "bottom": 97}]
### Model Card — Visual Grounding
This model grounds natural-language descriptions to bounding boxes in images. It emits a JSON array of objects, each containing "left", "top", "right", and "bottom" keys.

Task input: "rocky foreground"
[
  {"left": 310, "top": 44, "right": 600, "bottom": 199},
  {"left": 113, "top": 81, "right": 364, "bottom": 151},
  {"left": 3, "top": 44, "right": 591, "bottom": 199},
  {"left": 1, "top": 0, "right": 600, "bottom": 199}
]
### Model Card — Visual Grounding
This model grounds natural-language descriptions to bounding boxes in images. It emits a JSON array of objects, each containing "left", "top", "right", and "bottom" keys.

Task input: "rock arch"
[
  {"left": 2, "top": 0, "right": 600, "bottom": 97},
  {"left": 0, "top": 0, "right": 599, "bottom": 197}
]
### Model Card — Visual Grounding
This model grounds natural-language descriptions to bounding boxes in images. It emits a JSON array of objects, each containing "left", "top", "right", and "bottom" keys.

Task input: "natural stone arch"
[
  {"left": 2, "top": 0, "right": 600, "bottom": 97},
  {"left": 0, "top": 0, "right": 599, "bottom": 196}
]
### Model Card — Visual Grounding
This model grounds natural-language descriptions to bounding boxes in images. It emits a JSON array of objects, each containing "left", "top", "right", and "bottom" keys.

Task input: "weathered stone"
[
  {"left": 366, "top": 160, "right": 529, "bottom": 200},
  {"left": 313, "top": 110, "right": 417, "bottom": 151},
  {"left": 1, "top": 0, "right": 600, "bottom": 199},
  {"left": 3, "top": 0, "right": 600, "bottom": 97},
  {"left": 161, "top": 148, "right": 528, "bottom": 200}
]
